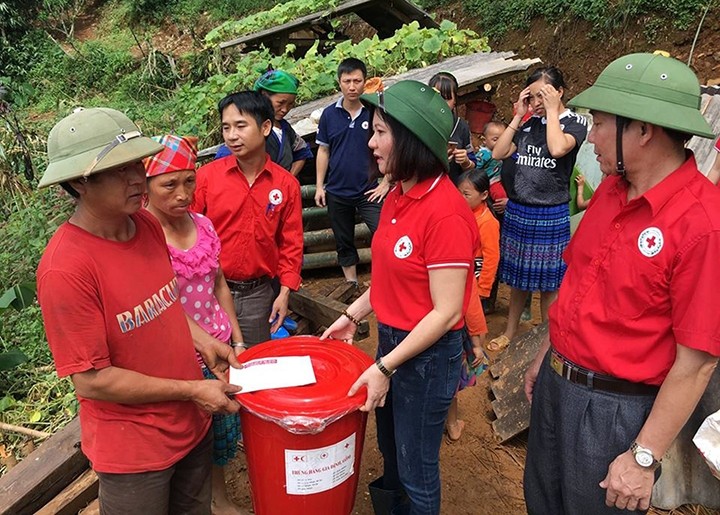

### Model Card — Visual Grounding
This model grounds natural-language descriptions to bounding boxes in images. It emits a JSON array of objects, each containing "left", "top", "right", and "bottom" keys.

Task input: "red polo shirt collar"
[{"left": 609, "top": 152, "right": 698, "bottom": 217}]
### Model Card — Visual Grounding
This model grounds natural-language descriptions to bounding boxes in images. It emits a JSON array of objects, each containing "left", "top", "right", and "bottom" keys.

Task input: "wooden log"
[
  {"left": 0, "top": 417, "right": 88, "bottom": 515},
  {"left": 302, "top": 206, "right": 327, "bottom": 222},
  {"left": 300, "top": 184, "right": 317, "bottom": 200},
  {"left": 304, "top": 224, "right": 371, "bottom": 253},
  {"left": 288, "top": 288, "right": 369, "bottom": 340},
  {"left": 302, "top": 247, "right": 371, "bottom": 271},
  {"left": 35, "top": 468, "right": 98, "bottom": 515}
]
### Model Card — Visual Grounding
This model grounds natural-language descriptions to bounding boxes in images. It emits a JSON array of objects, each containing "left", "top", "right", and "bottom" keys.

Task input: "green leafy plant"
[
  {"left": 205, "top": 0, "right": 340, "bottom": 46},
  {"left": 177, "top": 20, "right": 489, "bottom": 142},
  {"left": 0, "top": 283, "right": 35, "bottom": 370}
]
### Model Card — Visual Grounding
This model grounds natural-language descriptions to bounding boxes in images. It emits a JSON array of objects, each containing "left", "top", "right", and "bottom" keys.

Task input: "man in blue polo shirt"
[{"left": 315, "top": 58, "right": 391, "bottom": 285}]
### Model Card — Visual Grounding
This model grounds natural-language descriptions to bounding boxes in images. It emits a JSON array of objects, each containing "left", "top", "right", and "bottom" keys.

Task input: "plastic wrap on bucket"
[{"left": 235, "top": 335, "right": 375, "bottom": 515}]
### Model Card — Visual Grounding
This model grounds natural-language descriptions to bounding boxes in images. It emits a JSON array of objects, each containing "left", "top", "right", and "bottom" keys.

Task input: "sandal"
[{"left": 486, "top": 334, "right": 511, "bottom": 352}]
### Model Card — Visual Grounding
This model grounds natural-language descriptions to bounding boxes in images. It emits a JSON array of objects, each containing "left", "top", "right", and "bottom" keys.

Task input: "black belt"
[
  {"left": 226, "top": 276, "right": 269, "bottom": 293},
  {"left": 549, "top": 349, "right": 659, "bottom": 396}
]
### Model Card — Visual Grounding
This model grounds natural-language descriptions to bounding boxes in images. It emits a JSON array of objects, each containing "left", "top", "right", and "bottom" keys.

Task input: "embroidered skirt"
[
  {"left": 203, "top": 367, "right": 240, "bottom": 466},
  {"left": 499, "top": 200, "right": 570, "bottom": 291}
]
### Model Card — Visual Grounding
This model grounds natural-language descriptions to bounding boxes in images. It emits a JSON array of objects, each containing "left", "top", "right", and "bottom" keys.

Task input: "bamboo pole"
[{"left": 0, "top": 422, "right": 51, "bottom": 440}]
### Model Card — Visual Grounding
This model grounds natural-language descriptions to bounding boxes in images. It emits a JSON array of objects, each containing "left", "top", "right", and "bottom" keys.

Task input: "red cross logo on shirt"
[
  {"left": 394, "top": 236, "right": 413, "bottom": 259},
  {"left": 268, "top": 188, "right": 283, "bottom": 206},
  {"left": 637, "top": 227, "right": 664, "bottom": 257}
]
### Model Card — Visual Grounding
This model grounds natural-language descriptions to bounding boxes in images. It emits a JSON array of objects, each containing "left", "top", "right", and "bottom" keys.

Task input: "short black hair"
[
  {"left": 428, "top": 72, "right": 459, "bottom": 103},
  {"left": 60, "top": 181, "right": 80, "bottom": 198},
  {"left": 337, "top": 58, "right": 367, "bottom": 80},
  {"left": 457, "top": 168, "right": 490, "bottom": 194},
  {"left": 217, "top": 91, "right": 274, "bottom": 128},
  {"left": 369, "top": 108, "right": 445, "bottom": 183},
  {"left": 526, "top": 66, "right": 567, "bottom": 91}
]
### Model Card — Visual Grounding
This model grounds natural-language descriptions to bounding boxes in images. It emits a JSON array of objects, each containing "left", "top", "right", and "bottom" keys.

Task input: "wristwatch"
[{"left": 630, "top": 441, "right": 661, "bottom": 470}]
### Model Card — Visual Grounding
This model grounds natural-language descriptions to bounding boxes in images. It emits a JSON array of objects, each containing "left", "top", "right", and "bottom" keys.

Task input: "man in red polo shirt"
[
  {"left": 193, "top": 92, "right": 303, "bottom": 345},
  {"left": 523, "top": 53, "right": 720, "bottom": 514}
]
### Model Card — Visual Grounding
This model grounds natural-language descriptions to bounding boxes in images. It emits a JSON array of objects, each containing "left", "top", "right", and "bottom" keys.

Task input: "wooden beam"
[
  {"left": 327, "top": 282, "right": 358, "bottom": 303},
  {"left": 488, "top": 323, "right": 547, "bottom": 442},
  {"left": 0, "top": 417, "right": 88, "bottom": 515},
  {"left": 79, "top": 498, "right": 99, "bottom": 514},
  {"left": 289, "top": 288, "right": 369, "bottom": 340},
  {"left": 35, "top": 468, "right": 98, "bottom": 515}
]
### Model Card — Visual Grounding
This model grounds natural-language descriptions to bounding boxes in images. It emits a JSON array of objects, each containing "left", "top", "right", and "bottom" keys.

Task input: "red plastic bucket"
[
  {"left": 236, "top": 336, "right": 374, "bottom": 515},
  {"left": 466, "top": 100, "right": 496, "bottom": 133}
]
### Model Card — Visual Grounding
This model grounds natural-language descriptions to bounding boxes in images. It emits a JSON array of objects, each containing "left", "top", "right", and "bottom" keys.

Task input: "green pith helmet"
[
  {"left": 40, "top": 107, "right": 164, "bottom": 189},
  {"left": 360, "top": 80, "right": 454, "bottom": 169},
  {"left": 568, "top": 52, "right": 714, "bottom": 138}
]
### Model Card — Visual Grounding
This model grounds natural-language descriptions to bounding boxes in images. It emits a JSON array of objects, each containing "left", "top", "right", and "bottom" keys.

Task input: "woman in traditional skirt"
[{"left": 487, "top": 67, "right": 588, "bottom": 351}]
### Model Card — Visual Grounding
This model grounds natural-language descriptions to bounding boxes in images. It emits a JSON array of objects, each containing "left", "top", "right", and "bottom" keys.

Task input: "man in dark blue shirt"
[{"left": 315, "top": 58, "right": 391, "bottom": 284}]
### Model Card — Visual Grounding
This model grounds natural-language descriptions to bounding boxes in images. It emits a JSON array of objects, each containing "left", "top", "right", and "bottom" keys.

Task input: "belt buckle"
[{"left": 550, "top": 353, "right": 564, "bottom": 376}]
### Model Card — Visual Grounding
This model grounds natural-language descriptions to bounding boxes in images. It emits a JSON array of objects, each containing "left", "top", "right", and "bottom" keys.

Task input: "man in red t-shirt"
[
  {"left": 36, "top": 108, "right": 241, "bottom": 514},
  {"left": 192, "top": 92, "right": 303, "bottom": 345},
  {"left": 523, "top": 54, "right": 720, "bottom": 514}
]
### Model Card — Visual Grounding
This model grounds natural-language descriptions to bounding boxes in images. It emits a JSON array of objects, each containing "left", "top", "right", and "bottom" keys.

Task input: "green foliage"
[
  {"left": 120, "top": 0, "right": 279, "bottom": 24},
  {"left": 205, "top": 0, "right": 339, "bottom": 46},
  {"left": 178, "top": 20, "right": 489, "bottom": 142},
  {"left": 463, "top": 0, "right": 710, "bottom": 37},
  {"left": 0, "top": 188, "right": 73, "bottom": 288},
  {"left": 0, "top": 284, "right": 35, "bottom": 371}
]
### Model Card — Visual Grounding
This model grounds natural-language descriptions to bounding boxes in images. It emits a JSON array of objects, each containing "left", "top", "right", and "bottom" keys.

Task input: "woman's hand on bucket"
[
  {"left": 320, "top": 315, "right": 358, "bottom": 344},
  {"left": 348, "top": 365, "right": 390, "bottom": 412}
]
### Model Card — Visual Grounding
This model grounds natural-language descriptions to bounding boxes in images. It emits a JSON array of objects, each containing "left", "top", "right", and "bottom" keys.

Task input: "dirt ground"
[{"left": 223, "top": 271, "right": 540, "bottom": 514}]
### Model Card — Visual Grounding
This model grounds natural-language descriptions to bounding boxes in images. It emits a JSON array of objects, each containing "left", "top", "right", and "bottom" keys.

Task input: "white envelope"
[{"left": 229, "top": 355, "right": 317, "bottom": 394}]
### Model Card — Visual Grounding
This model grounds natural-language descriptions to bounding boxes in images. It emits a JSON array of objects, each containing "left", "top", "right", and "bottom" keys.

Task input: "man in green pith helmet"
[
  {"left": 36, "top": 107, "right": 241, "bottom": 514},
  {"left": 522, "top": 53, "right": 720, "bottom": 514}
]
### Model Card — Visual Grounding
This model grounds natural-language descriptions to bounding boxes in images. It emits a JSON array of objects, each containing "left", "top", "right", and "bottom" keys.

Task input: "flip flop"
[{"left": 486, "top": 334, "right": 510, "bottom": 352}]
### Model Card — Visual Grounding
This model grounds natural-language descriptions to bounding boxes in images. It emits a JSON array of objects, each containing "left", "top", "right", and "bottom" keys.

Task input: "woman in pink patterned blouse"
[{"left": 145, "top": 135, "right": 246, "bottom": 515}]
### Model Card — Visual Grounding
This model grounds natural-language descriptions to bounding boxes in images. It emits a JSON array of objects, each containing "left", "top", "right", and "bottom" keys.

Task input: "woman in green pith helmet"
[
  {"left": 215, "top": 69, "right": 313, "bottom": 176},
  {"left": 321, "top": 80, "right": 478, "bottom": 515}
]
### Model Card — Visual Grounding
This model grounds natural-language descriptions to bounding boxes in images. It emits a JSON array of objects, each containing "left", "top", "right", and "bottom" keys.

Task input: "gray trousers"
[
  {"left": 97, "top": 429, "right": 212, "bottom": 515},
  {"left": 524, "top": 351, "right": 657, "bottom": 515},
  {"left": 231, "top": 281, "right": 274, "bottom": 346}
]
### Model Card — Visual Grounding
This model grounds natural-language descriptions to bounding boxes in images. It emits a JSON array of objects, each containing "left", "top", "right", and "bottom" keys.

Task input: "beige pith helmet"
[{"left": 40, "top": 107, "right": 164, "bottom": 188}]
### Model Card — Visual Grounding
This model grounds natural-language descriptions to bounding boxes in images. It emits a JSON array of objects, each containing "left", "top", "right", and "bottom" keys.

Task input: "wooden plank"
[
  {"left": 79, "top": 498, "right": 99, "bottom": 515},
  {"left": 0, "top": 417, "right": 88, "bottom": 515},
  {"left": 488, "top": 323, "right": 547, "bottom": 442},
  {"left": 688, "top": 94, "right": 720, "bottom": 174},
  {"left": 491, "top": 390, "right": 531, "bottom": 443},
  {"left": 289, "top": 287, "right": 369, "bottom": 340},
  {"left": 327, "top": 282, "right": 358, "bottom": 303},
  {"left": 35, "top": 468, "right": 98, "bottom": 515}
]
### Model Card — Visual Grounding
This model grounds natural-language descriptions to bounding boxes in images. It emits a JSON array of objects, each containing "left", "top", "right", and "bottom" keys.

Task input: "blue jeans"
[{"left": 375, "top": 323, "right": 463, "bottom": 515}]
